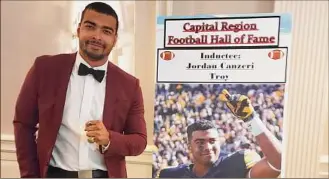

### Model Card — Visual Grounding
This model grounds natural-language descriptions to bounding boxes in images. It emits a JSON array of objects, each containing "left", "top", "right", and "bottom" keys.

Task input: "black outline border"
[
  {"left": 156, "top": 47, "right": 288, "bottom": 84},
  {"left": 164, "top": 16, "right": 281, "bottom": 49}
]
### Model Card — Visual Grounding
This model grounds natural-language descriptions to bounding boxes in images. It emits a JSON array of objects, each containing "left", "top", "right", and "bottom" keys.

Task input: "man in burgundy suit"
[{"left": 13, "top": 2, "right": 147, "bottom": 178}]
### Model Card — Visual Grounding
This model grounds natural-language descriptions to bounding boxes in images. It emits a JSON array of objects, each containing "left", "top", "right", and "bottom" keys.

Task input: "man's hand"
[
  {"left": 85, "top": 120, "right": 110, "bottom": 146},
  {"left": 219, "top": 89, "right": 255, "bottom": 121}
]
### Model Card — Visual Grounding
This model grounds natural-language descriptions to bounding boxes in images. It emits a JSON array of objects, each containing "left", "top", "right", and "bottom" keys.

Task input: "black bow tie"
[{"left": 78, "top": 63, "right": 105, "bottom": 83}]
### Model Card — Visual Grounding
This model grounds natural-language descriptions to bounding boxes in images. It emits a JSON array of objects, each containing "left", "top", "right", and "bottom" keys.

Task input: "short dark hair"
[
  {"left": 187, "top": 120, "right": 217, "bottom": 142},
  {"left": 80, "top": 2, "right": 119, "bottom": 33}
]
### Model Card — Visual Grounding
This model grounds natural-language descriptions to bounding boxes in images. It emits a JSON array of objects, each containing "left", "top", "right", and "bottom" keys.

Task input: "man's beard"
[{"left": 80, "top": 41, "right": 106, "bottom": 61}]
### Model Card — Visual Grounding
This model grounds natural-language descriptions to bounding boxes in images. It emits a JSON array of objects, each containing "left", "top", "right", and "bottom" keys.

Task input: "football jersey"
[{"left": 157, "top": 149, "right": 261, "bottom": 178}]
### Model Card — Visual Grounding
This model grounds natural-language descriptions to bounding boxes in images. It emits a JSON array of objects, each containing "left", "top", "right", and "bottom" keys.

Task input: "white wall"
[
  {"left": 274, "top": 1, "right": 328, "bottom": 177},
  {"left": 1, "top": 1, "right": 74, "bottom": 135},
  {"left": 1, "top": 0, "right": 328, "bottom": 178}
]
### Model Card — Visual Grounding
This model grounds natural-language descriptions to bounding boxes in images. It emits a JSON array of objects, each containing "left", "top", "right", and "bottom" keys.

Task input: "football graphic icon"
[
  {"left": 160, "top": 51, "right": 175, "bottom": 61},
  {"left": 268, "top": 49, "right": 284, "bottom": 60}
]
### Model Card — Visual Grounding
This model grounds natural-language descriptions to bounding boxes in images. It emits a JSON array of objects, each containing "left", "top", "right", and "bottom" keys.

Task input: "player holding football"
[{"left": 158, "top": 89, "right": 282, "bottom": 178}]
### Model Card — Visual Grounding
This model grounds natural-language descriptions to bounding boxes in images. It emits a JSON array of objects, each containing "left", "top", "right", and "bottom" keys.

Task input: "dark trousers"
[{"left": 46, "top": 165, "right": 108, "bottom": 178}]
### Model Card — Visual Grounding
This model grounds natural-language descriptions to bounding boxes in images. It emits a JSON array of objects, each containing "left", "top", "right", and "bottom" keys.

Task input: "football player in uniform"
[{"left": 158, "top": 89, "right": 282, "bottom": 178}]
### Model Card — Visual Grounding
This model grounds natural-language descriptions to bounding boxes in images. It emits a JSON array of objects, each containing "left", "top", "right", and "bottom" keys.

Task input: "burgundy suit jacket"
[{"left": 13, "top": 53, "right": 147, "bottom": 178}]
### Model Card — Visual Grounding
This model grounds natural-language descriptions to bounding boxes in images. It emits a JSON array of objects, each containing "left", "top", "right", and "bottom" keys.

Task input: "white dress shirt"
[{"left": 49, "top": 52, "right": 108, "bottom": 171}]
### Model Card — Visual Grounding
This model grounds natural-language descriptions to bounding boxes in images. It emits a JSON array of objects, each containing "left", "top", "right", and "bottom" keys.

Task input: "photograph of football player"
[{"left": 156, "top": 88, "right": 282, "bottom": 178}]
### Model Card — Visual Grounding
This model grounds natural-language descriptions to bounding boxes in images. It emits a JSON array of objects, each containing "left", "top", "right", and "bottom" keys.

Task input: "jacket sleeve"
[
  {"left": 13, "top": 59, "right": 40, "bottom": 177},
  {"left": 104, "top": 79, "right": 147, "bottom": 157}
]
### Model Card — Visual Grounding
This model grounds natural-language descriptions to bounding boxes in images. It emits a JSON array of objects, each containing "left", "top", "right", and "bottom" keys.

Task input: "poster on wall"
[{"left": 153, "top": 13, "right": 292, "bottom": 178}]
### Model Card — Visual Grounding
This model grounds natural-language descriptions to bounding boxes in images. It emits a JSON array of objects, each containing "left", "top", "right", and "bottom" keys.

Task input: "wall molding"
[
  {"left": 1, "top": 134, "right": 154, "bottom": 164},
  {"left": 1, "top": 134, "right": 16, "bottom": 162},
  {"left": 319, "top": 155, "right": 329, "bottom": 177}
]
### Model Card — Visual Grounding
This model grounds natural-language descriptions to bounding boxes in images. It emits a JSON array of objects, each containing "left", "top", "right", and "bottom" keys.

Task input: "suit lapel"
[
  {"left": 102, "top": 62, "right": 119, "bottom": 129},
  {"left": 52, "top": 53, "right": 76, "bottom": 134}
]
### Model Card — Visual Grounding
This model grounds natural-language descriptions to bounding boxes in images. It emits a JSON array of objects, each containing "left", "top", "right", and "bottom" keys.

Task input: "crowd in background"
[{"left": 152, "top": 84, "right": 285, "bottom": 177}]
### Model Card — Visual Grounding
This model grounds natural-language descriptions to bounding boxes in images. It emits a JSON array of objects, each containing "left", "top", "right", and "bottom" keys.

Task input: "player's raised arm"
[{"left": 220, "top": 89, "right": 282, "bottom": 178}]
